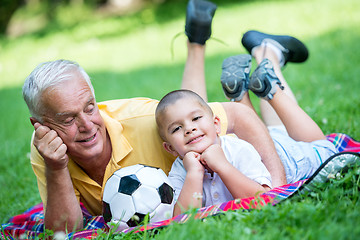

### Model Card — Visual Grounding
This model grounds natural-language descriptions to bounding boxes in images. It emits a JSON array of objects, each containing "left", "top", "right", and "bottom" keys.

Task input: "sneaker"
[
  {"left": 248, "top": 58, "right": 284, "bottom": 100},
  {"left": 220, "top": 54, "right": 252, "bottom": 101},
  {"left": 241, "top": 30, "right": 309, "bottom": 66},
  {"left": 299, "top": 152, "right": 360, "bottom": 194},
  {"left": 185, "top": 0, "right": 217, "bottom": 45}
]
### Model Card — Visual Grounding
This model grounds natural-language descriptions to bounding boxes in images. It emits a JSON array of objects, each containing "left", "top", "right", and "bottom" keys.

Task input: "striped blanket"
[{"left": 2, "top": 133, "right": 360, "bottom": 239}]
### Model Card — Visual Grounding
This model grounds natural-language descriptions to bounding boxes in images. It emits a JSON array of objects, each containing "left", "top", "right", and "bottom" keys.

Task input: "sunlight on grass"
[{"left": 0, "top": 0, "right": 359, "bottom": 89}]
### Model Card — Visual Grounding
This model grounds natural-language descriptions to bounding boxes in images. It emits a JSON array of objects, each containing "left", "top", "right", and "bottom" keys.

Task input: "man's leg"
[
  {"left": 248, "top": 34, "right": 325, "bottom": 142},
  {"left": 181, "top": 42, "right": 208, "bottom": 101},
  {"left": 180, "top": 0, "right": 217, "bottom": 102}
]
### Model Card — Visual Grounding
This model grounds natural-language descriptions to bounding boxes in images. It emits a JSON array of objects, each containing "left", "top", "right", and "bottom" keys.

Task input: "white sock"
[{"left": 251, "top": 38, "right": 287, "bottom": 67}]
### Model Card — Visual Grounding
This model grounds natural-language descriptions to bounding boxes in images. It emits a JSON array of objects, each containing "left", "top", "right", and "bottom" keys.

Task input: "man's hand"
[
  {"left": 31, "top": 122, "right": 83, "bottom": 232},
  {"left": 33, "top": 122, "right": 69, "bottom": 171}
]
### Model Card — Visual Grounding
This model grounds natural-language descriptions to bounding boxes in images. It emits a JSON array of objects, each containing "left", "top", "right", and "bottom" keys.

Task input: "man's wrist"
[{"left": 45, "top": 167, "right": 70, "bottom": 183}]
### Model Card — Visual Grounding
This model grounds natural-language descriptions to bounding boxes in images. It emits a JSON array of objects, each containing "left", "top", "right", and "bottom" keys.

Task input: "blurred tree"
[
  {"left": 0, "top": 0, "right": 24, "bottom": 35},
  {"left": 0, "top": 0, "right": 173, "bottom": 36}
]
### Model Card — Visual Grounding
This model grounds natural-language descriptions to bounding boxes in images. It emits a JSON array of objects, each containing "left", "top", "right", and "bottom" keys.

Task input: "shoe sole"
[
  {"left": 242, "top": 30, "right": 309, "bottom": 64},
  {"left": 220, "top": 54, "right": 252, "bottom": 101}
]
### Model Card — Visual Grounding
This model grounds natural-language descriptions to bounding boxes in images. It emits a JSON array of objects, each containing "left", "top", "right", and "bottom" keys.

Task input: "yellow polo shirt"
[{"left": 30, "top": 98, "right": 228, "bottom": 215}]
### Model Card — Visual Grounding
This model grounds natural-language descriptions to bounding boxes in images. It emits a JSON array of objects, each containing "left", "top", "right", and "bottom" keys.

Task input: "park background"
[{"left": 0, "top": 0, "right": 359, "bottom": 238}]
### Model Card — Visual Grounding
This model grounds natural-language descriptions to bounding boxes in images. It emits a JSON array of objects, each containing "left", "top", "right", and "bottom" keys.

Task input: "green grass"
[{"left": 1, "top": 0, "right": 360, "bottom": 238}]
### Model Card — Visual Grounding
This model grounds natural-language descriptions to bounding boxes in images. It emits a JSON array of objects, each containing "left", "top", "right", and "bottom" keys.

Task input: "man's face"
[
  {"left": 161, "top": 98, "right": 221, "bottom": 158},
  {"left": 40, "top": 71, "right": 108, "bottom": 165}
]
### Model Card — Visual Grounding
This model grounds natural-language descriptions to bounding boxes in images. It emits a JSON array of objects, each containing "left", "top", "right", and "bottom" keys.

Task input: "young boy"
[
  {"left": 155, "top": 89, "right": 272, "bottom": 216},
  {"left": 155, "top": 34, "right": 338, "bottom": 216},
  {"left": 154, "top": 0, "right": 341, "bottom": 217}
]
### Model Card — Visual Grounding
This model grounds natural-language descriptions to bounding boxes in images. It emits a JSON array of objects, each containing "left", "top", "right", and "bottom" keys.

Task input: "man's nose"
[{"left": 77, "top": 113, "right": 93, "bottom": 132}]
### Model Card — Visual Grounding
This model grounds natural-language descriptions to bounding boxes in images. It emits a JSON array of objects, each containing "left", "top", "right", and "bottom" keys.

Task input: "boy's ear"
[
  {"left": 214, "top": 115, "right": 221, "bottom": 134},
  {"left": 163, "top": 142, "right": 179, "bottom": 157}
]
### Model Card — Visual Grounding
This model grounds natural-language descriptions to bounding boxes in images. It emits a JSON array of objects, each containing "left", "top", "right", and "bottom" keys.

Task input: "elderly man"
[{"left": 22, "top": 0, "right": 287, "bottom": 232}]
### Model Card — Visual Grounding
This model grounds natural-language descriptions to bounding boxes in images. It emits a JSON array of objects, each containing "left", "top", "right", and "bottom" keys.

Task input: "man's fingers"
[
  {"left": 49, "top": 136, "right": 66, "bottom": 152},
  {"left": 36, "top": 133, "right": 69, "bottom": 170},
  {"left": 33, "top": 122, "right": 41, "bottom": 129},
  {"left": 34, "top": 124, "right": 52, "bottom": 140},
  {"left": 55, "top": 143, "right": 68, "bottom": 162}
]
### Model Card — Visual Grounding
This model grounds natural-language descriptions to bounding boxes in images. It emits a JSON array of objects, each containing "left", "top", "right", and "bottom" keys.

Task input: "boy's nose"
[{"left": 186, "top": 127, "right": 196, "bottom": 135}]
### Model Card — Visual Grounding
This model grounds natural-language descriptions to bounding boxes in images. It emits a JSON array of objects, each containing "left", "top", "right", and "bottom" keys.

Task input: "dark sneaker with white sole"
[
  {"left": 249, "top": 58, "right": 284, "bottom": 100},
  {"left": 220, "top": 54, "right": 252, "bottom": 102},
  {"left": 185, "top": 0, "right": 217, "bottom": 45},
  {"left": 242, "top": 30, "right": 309, "bottom": 66}
]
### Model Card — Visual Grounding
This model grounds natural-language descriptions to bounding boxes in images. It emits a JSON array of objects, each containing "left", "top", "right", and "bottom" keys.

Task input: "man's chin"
[{"left": 69, "top": 144, "right": 103, "bottom": 161}]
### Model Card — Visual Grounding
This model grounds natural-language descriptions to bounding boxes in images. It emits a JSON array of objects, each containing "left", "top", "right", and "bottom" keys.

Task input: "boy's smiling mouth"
[{"left": 186, "top": 134, "right": 205, "bottom": 144}]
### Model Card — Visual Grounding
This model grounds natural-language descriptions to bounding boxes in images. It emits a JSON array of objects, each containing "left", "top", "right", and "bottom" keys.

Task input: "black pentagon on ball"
[
  {"left": 157, "top": 182, "right": 174, "bottom": 204},
  {"left": 118, "top": 174, "right": 141, "bottom": 195},
  {"left": 126, "top": 213, "right": 146, "bottom": 227},
  {"left": 102, "top": 201, "right": 112, "bottom": 223}
]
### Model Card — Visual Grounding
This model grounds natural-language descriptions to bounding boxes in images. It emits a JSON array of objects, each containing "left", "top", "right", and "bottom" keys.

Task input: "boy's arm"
[
  {"left": 217, "top": 163, "right": 270, "bottom": 199},
  {"left": 173, "top": 152, "right": 204, "bottom": 216},
  {"left": 201, "top": 144, "right": 270, "bottom": 199}
]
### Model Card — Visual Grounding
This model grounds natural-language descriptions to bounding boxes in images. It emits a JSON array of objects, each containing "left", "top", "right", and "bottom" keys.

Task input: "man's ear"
[
  {"left": 163, "top": 142, "right": 179, "bottom": 157},
  {"left": 214, "top": 115, "right": 221, "bottom": 135},
  {"left": 30, "top": 117, "right": 39, "bottom": 126}
]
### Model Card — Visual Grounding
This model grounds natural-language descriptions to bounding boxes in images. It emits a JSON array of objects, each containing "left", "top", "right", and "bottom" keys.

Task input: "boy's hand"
[
  {"left": 183, "top": 151, "right": 204, "bottom": 175},
  {"left": 33, "top": 122, "right": 69, "bottom": 171},
  {"left": 200, "top": 144, "right": 228, "bottom": 173}
]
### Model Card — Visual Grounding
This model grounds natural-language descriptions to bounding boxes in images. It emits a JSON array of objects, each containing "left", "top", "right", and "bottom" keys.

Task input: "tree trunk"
[{"left": 0, "top": 0, "right": 24, "bottom": 35}]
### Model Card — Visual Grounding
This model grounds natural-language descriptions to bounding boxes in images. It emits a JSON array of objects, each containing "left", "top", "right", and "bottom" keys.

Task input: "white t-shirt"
[{"left": 168, "top": 135, "right": 272, "bottom": 207}]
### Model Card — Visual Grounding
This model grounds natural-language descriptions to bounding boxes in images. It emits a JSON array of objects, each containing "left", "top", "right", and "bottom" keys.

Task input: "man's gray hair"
[{"left": 22, "top": 59, "right": 95, "bottom": 122}]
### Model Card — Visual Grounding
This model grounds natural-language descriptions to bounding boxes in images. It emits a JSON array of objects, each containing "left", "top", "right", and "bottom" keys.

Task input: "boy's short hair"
[{"left": 155, "top": 89, "right": 213, "bottom": 141}]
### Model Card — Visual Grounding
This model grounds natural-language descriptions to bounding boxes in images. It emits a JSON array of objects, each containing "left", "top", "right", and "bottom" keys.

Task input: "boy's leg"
[
  {"left": 246, "top": 33, "right": 325, "bottom": 142},
  {"left": 220, "top": 54, "right": 257, "bottom": 112},
  {"left": 253, "top": 45, "right": 297, "bottom": 126}
]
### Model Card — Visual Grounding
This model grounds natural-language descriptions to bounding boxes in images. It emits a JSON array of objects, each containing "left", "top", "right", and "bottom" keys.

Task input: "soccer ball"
[{"left": 102, "top": 164, "right": 175, "bottom": 230}]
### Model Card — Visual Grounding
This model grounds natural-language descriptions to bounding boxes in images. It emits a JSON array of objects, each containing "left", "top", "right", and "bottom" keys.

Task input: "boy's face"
[{"left": 161, "top": 98, "right": 221, "bottom": 158}]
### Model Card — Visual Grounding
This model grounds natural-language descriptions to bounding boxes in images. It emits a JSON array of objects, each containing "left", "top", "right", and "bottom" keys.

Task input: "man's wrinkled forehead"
[{"left": 40, "top": 76, "right": 94, "bottom": 114}]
